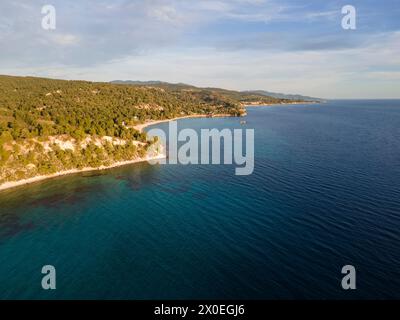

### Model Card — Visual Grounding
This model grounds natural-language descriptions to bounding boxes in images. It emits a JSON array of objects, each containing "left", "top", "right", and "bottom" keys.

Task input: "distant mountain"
[
  {"left": 110, "top": 80, "right": 298, "bottom": 105},
  {"left": 112, "top": 81, "right": 323, "bottom": 102},
  {"left": 244, "top": 90, "right": 323, "bottom": 102},
  {"left": 111, "top": 80, "right": 195, "bottom": 90},
  {"left": 111, "top": 80, "right": 171, "bottom": 86}
]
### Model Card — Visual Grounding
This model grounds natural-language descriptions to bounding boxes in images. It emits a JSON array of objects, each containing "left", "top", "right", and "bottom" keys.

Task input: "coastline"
[
  {"left": 0, "top": 102, "right": 319, "bottom": 192},
  {"left": 132, "top": 113, "right": 236, "bottom": 132},
  {"left": 242, "top": 101, "right": 322, "bottom": 107},
  {"left": 0, "top": 153, "right": 166, "bottom": 192},
  {"left": 122, "top": 101, "right": 323, "bottom": 133},
  {"left": 0, "top": 113, "right": 232, "bottom": 192}
]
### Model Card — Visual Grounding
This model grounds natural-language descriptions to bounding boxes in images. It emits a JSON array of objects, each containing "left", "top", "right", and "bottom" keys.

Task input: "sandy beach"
[
  {"left": 0, "top": 153, "right": 166, "bottom": 192},
  {"left": 126, "top": 102, "right": 322, "bottom": 132},
  {"left": 242, "top": 101, "right": 321, "bottom": 107},
  {"left": 132, "top": 113, "right": 235, "bottom": 132}
]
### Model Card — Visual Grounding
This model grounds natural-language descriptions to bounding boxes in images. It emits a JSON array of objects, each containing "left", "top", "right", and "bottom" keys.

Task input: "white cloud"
[
  {"left": 147, "top": 5, "right": 181, "bottom": 24},
  {"left": 51, "top": 34, "right": 80, "bottom": 46},
  {"left": 365, "top": 72, "right": 400, "bottom": 80},
  {"left": 0, "top": 0, "right": 399, "bottom": 98},
  {"left": 305, "top": 10, "right": 338, "bottom": 21},
  {"left": 8, "top": 30, "right": 398, "bottom": 99}
]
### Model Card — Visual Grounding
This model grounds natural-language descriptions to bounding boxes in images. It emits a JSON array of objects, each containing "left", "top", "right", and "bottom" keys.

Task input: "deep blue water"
[{"left": 0, "top": 100, "right": 399, "bottom": 299}]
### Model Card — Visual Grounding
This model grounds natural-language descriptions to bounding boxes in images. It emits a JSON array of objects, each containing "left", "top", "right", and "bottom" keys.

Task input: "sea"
[{"left": 0, "top": 100, "right": 399, "bottom": 299}]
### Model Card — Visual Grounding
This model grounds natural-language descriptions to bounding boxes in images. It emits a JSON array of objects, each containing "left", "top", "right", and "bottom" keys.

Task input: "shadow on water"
[
  {"left": 111, "top": 162, "right": 213, "bottom": 200},
  {"left": 111, "top": 161, "right": 216, "bottom": 199},
  {"left": 0, "top": 212, "right": 36, "bottom": 243},
  {"left": 0, "top": 174, "right": 108, "bottom": 242},
  {"left": 0, "top": 161, "right": 165, "bottom": 213},
  {"left": 27, "top": 184, "right": 102, "bottom": 208},
  {"left": 0, "top": 159, "right": 219, "bottom": 244},
  {"left": 111, "top": 161, "right": 164, "bottom": 191}
]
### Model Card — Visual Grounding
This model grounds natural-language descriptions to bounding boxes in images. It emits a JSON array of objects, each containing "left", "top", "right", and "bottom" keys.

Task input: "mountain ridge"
[{"left": 111, "top": 80, "right": 323, "bottom": 102}]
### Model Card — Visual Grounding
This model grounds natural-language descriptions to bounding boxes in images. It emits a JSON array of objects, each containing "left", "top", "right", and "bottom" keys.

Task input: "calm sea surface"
[{"left": 0, "top": 100, "right": 399, "bottom": 299}]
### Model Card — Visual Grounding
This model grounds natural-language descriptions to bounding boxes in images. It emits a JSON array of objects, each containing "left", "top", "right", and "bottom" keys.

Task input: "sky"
[{"left": 0, "top": 0, "right": 399, "bottom": 99}]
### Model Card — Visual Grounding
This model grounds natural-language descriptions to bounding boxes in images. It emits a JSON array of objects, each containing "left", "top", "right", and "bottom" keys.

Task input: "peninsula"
[{"left": 0, "top": 75, "right": 312, "bottom": 190}]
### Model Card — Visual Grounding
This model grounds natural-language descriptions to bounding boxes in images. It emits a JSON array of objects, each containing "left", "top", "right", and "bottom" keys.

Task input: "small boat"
[{"left": 240, "top": 120, "right": 247, "bottom": 125}]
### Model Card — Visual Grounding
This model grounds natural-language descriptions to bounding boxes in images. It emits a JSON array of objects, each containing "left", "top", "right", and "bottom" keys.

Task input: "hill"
[
  {"left": 244, "top": 90, "right": 323, "bottom": 102},
  {"left": 0, "top": 75, "right": 306, "bottom": 188},
  {"left": 0, "top": 75, "right": 285, "bottom": 187},
  {"left": 110, "top": 80, "right": 301, "bottom": 105}
]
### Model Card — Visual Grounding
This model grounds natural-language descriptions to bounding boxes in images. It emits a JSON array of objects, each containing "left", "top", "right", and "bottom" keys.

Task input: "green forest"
[{"left": 0, "top": 75, "right": 293, "bottom": 185}]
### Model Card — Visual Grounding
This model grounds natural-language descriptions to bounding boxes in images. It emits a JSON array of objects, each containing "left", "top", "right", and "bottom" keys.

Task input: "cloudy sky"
[{"left": 1, "top": 0, "right": 399, "bottom": 98}]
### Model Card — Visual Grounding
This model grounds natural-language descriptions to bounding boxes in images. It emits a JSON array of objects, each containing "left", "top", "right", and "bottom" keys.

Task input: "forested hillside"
[
  {"left": 0, "top": 75, "right": 294, "bottom": 186},
  {"left": 0, "top": 76, "right": 242, "bottom": 141},
  {"left": 111, "top": 79, "right": 297, "bottom": 106}
]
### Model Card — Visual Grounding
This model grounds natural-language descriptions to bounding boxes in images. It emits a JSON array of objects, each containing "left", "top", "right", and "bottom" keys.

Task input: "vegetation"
[
  {"left": 111, "top": 80, "right": 299, "bottom": 106},
  {"left": 0, "top": 75, "right": 296, "bottom": 185}
]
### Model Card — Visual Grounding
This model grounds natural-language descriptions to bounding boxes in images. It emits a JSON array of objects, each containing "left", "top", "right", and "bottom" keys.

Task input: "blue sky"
[{"left": 0, "top": 0, "right": 399, "bottom": 98}]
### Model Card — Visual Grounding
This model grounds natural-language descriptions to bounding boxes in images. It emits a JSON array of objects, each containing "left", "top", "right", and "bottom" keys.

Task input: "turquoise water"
[{"left": 0, "top": 100, "right": 400, "bottom": 299}]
